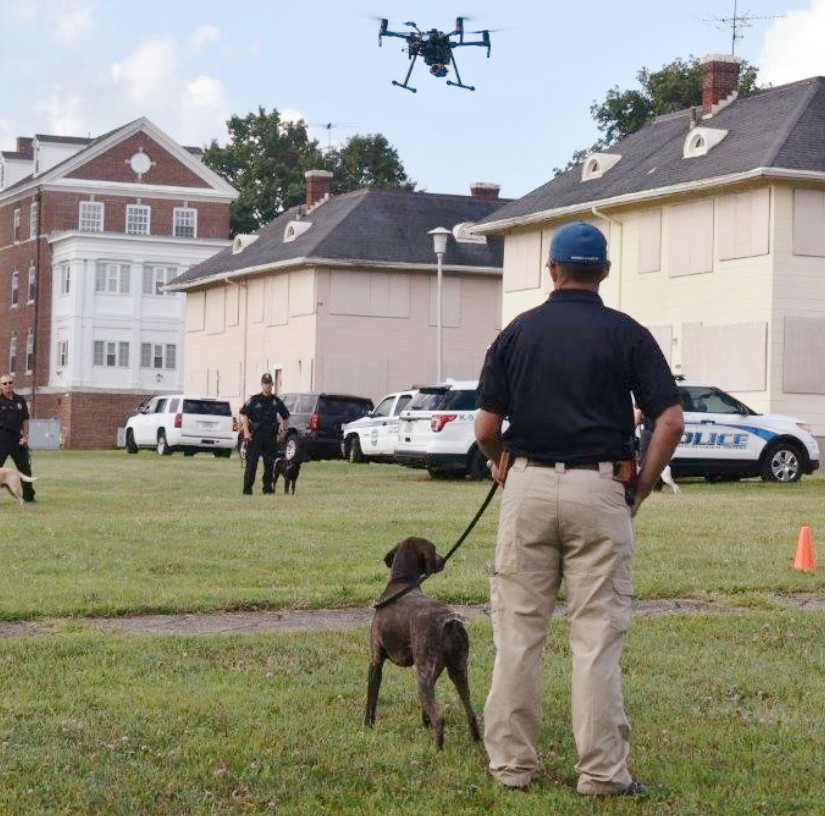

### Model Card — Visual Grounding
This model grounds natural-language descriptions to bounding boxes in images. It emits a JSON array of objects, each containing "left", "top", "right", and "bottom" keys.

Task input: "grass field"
[{"left": 1, "top": 450, "right": 825, "bottom": 814}]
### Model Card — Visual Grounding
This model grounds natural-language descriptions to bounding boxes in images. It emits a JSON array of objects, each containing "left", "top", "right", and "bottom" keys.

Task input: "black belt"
[{"left": 526, "top": 459, "right": 602, "bottom": 471}]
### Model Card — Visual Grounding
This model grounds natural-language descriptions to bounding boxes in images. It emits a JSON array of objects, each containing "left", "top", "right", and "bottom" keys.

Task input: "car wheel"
[
  {"left": 467, "top": 447, "right": 491, "bottom": 481},
  {"left": 125, "top": 429, "right": 139, "bottom": 454},
  {"left": 284, "top": 435, "right": 301, "bottom": 462},
  {"left": 760, "top": 441, "right": 803, "bottom": 483},
  {"left": 214, "top": 449, "right": 232, "bottom": 458},
  {"left": 348, "top": 436, "right": 364, "bottom": 463},
  {"left": 157, "top": 432, "right": 172, "bottom": 456}
]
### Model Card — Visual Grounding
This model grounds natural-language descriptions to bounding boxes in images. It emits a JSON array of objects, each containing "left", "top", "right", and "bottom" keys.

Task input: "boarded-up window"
[
  {"left": 226, "top": 283, "right": 239, "bottom": 327},
  {"left": 503, "top": 231, "right": 542, "bottom": 292},
  {"left": 793, "top": 189, "right": 825, "bottom": 257},
  {"left": 289, "top": 269, "right": 315, "bottom": 317},
  {"left": 681, "top": 321, "right": 767, "bottom": 391},
  {"left": 205, "top": 287, "right": 225, "bottom": 334},
  {"left": 329, "top": 271, "right": 410, "bottom": 317},
  {"left": 248, "top": 277, "right": 264, "bottom": 323},
  {"left": 638, "top": 210, "right": 662, "bottom": 273},
  {"left": 718, "top": 188, "right": 770, "bottom": 260},
  {"left": 187, "top": 290, "right": 205, "bottom": 331},
  {"left": 429, "top": 277, "right": 461, "bottom": 327},
  {"left": 668, "top": 200, "right": 714, "bottom": 277},
  {"left": 783, "top": 316, "right": 825, "bottom": 393},
  {"left": 265, "top": 275, "right": 288, "bottom": 326}
]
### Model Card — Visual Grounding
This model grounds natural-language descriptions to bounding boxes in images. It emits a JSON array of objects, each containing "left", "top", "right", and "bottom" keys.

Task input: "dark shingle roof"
[
  {"left": 479, "top": 76, "right": 825, "bottom": 228},
  {"left": 172, "top": 188, "right": 509, "bottom": 288}
]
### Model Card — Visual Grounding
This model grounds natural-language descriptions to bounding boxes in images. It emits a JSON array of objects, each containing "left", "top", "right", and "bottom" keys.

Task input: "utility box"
[{"left": 29, "top": 419, "right": 61, "bottom": 450}]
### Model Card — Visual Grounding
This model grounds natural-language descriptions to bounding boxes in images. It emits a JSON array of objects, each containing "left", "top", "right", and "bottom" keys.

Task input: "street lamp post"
[{"left": 428, "top": 227, "right": 450, "bottom": 382}]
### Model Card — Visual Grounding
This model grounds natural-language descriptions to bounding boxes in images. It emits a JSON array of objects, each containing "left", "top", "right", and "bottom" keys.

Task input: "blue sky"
[{"left": 1, "top": 0, "right": 823, "bottom": 199}]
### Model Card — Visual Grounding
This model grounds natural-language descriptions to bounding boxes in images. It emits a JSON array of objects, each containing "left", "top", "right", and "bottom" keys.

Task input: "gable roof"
[
  {"left": 169, "top": 188, "right": 509, "bottom": 290},
  {"left": 0, "top": 117, "right": 236, "bottom": 200},
  {"left": 477, "top": 76, "right": 825, "bottom": 232}
]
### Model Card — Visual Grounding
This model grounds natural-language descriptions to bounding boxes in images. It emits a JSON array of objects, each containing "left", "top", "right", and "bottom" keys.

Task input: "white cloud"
[
  {"left": 759, "top": 1, "right": 825, "bottom": 85},
  {"left": 112, "top": 34, "right": 180, "bottom": 103},
  {"left": 187, "top": 25, "right": 221, "bottom": 56},
  {"left": 7, "top": 0, "right": 98, "bottom": 44}
]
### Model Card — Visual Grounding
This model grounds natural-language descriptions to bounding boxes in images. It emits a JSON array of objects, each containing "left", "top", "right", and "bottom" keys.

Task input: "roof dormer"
[
  {"left": 232, "top": 234, "right": 259, "bottom": 254},
  {"left": 284, "top": 220, "right": 312, "bottom": 243},
  {"left": 683, "top": 126, "right": 728, "bottom": 158},
  {"left": 581, "top": 152, "right": 622, "bottom": 181}
]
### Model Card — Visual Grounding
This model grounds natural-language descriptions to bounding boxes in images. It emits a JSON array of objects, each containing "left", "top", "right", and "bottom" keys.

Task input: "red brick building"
[{"left": 0, "top": 118, "right": 236, "bottom": 447}]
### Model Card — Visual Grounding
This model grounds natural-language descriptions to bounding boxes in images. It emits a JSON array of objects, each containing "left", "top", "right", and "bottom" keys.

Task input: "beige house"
[
  {"left": 169, "top": 173, "right": 506, "bottom": 409},
  {"left": 476, "top": 56, "right": 825, "bottom": 438}
]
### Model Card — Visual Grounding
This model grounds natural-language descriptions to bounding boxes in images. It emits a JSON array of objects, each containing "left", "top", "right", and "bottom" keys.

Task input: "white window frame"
[
  {"left": 27, "top": 263, "right": 36, "bottom": 303},
  {"left": 10, "top": 269, "right": 19, "bottom": 307},
  {"left": 142, "top": 265, "right": 177, "bottom": 296},
  {"left": 125, "top": 204, "right": 150, "bottom": 235},
  {"left": 173, "top": 207, "right": 197, "bottom": 238},
  {"left": 93, "top": 340, "right": 130, "bottom": 368},
  {"left": 60, "top": 263, "right": 70, "bottom": 295},
  {"left": 79, "top": 201, "right": 104, "bottom": 232},
  {"left": 8, "top": 334, "right": 16, "bottom": 373},
  {"left": 29, "top": 201, "right": 38, "bottom": 239},
  {"left": 140, "top": 342, "right": 176, "bottom": 370},
  {"left": 25, "top": 329, "right": 34, "bottom": 373},
  {"left": 95, "top": 262, "right": 130, "bottom": 294},
  {"left": 12, "top": 208, "right": 20, "bottom": 243},
  {"left": 57, "top": 340, "right": 68, "bottom": 369}
]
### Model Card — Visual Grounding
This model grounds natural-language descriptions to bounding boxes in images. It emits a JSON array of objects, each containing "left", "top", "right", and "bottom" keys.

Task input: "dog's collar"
[{"left": 372, "top": 580, "right": 425, "bottom": 610}]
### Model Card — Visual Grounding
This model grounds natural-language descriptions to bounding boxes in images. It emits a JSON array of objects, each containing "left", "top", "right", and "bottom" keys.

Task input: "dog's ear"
[
  {"left": 383, "top": 545, "right": 399, "bottom": 568},
  {"left": 420, "top": 539, "right": 443, "bottom": 574}
]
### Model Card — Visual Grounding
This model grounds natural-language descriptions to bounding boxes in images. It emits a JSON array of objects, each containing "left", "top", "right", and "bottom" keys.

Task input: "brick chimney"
[
  {"left": 305, "top": 170, "right": 333, "bottom": 208},
  {"left": 470, "top": 182, "right": 500, "bottom": 201},
  {"left": 15, "top": 137, "right": 33, "bottom": 159},
  {"left": 701, "top": 54, "right": 742, "bottom": 117}
]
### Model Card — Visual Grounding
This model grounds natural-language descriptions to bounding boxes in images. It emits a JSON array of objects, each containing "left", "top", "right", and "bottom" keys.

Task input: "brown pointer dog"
[
  {"left": 365, "top": 537, "right": 481, "bottom": 749},
  {"left": 0, "top": 467, "right": 37, "bottom": 505}
]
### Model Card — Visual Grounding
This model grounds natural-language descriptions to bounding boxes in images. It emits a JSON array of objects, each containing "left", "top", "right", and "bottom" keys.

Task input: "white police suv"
[
  {"left": 341, "top": 389, "right": 417, "bottom": 463},
  {"left": 671, "top": 378, "right": 819, "bottom": 483},
  {"left": 394, "top": 380, "right": 489, "bottom": 479}
]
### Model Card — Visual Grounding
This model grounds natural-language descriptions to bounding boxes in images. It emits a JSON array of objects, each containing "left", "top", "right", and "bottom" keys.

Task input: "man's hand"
[{"left": 633, "top": 403, "right": 684, "bottom": 516}]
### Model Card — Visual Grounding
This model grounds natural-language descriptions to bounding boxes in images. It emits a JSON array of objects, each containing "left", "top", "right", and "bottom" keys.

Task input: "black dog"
[
  {"left": 273, "top": 457, "right": 301, "bottom": 494},
  {"left": 365, "top": 537, "right": 481, "bottom": 749}
]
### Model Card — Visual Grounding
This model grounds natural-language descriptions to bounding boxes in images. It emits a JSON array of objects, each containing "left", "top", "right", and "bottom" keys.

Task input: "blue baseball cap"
[{"left": 549, "top": 221, "right": 608, "bottom": 265}]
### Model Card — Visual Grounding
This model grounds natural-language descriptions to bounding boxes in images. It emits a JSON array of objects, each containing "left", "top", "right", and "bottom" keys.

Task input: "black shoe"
[
  {"left": 242, "top": 488, "right": 252, "bottom": 495},
  {"left": 23, "top": 496, "right": 36, "bottom": 503},
  {"left": 618, "top": 778, "right": 649, "bottom": 797},
  {"left": 262, "top": 489, "right": 273, "bottom": 495}
]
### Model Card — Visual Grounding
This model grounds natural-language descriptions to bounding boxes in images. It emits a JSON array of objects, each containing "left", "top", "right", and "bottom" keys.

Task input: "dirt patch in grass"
[{"left": 2, "top": 595, "right": 824, "bottom": 639}]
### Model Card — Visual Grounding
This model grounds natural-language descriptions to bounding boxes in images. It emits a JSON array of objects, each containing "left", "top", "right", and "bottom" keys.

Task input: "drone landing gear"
[
  {"left": 445, "top": 53, "right": 475, "bottom": 91},
  {"left": 392, "top": 54, "right": 418, "bottom": 92}
]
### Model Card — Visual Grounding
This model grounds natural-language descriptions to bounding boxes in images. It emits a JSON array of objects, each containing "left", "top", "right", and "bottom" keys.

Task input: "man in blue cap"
[{"left": 475, "top": 221, "right": 684, "bottom": 795}]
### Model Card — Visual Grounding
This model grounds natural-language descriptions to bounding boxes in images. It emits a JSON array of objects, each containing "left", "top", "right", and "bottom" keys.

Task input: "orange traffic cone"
[{"left": 793, "top": 525, "right": 816, "bottom": 572}]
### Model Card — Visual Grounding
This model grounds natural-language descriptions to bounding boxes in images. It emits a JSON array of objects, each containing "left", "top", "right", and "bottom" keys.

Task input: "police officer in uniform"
[
  {"left": 240, "top": 373, "right": 290, "bottom": 495},
  {"left": 0, "top": 374, "right": 36, "bottom": 502},
  {"left": 474, "top": 222, "right": 684, "bottom": 795}
]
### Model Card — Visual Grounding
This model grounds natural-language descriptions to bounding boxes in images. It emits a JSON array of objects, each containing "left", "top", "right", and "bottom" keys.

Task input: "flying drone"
[{"left": 378, "top": 17, "right": 491, "bottom": 92}]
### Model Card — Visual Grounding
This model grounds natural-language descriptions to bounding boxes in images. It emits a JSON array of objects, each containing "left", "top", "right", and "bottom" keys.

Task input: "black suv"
[{"left": 279, "top": 392, "right": 374, "bottom": 461}]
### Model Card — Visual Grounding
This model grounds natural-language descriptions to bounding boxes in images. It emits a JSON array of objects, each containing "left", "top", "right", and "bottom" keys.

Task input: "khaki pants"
[{"left": 484, "top": 458, "right": 635, "bottom": 794}]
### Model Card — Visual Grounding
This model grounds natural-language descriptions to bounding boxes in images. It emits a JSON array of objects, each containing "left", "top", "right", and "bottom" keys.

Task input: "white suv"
[
  {"left": 341, "top": 390, "right": 417, "bottom": 463},
  {"left": 125, "top": 395, "right": 237, "bottom": 456},
  {"left": 394, "top": 380, "right": 489, "bottom": 479},
  {"left": 671, "top": 378, "right": 820, "bottom": 483}
]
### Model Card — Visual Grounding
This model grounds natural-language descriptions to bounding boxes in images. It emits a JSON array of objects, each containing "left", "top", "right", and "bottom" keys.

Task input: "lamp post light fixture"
[{"left": 428, "top": 227, "right": 450, "bottom": 382}]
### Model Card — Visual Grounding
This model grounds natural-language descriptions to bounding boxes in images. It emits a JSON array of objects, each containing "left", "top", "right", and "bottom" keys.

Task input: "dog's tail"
[{"left": 18, "top": 474, "right": 37, "bottom": 483}]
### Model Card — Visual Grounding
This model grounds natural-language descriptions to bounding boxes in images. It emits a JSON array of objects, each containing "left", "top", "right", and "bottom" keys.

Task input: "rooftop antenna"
[{"left": 700, "top": 1, "right": 783, "bottom": 54}]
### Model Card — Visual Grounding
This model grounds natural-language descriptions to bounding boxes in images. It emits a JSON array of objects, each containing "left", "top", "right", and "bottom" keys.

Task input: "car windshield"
[
  {"left": 408, "top": 389, "right": 449, "bottom": 410},
  {"left": 680, "top": 386, "right": 756, "bottom": 415},
  {"left": 321, "top": 397, "right": 372, "bottom": 423},
  {"left": 182, "top": 399, "right": 232, "bottom": 417}
]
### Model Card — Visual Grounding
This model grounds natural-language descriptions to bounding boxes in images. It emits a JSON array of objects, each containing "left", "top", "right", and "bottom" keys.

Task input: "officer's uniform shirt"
[
  {"left": 240, "top": 393, "right": 289, "bottom": 437},
  {"left": 478, "top": 289, "right": 679, "bottom": 464},
  {"left": 0, "top": 392, "right": 29, "bottom": 440}
]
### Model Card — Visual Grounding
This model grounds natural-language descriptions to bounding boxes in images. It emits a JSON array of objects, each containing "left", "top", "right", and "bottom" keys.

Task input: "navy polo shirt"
[{"left": 478, "top": 289, "right": 679, "bottom": 464}]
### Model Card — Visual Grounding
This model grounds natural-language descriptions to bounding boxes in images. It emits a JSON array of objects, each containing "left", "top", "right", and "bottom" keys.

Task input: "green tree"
[
  {"left": 204, "top": 109, "right": 414, "bottom": 235},
  {"left": 554, "top": 56, "right": 759, "bottom": 175},
  {"left": 328, "top": 134, "right": 414, "bottom": 195}
]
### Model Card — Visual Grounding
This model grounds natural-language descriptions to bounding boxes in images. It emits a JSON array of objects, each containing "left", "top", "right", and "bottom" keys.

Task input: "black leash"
[{"left": 373, "top": 480, "right": 499, "bottom": 609}]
